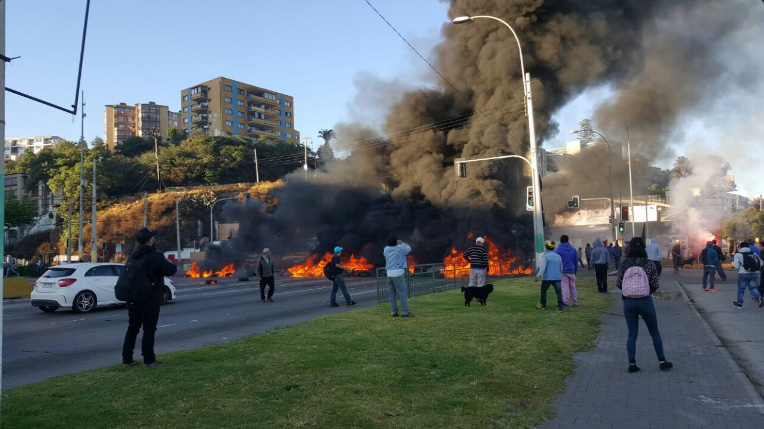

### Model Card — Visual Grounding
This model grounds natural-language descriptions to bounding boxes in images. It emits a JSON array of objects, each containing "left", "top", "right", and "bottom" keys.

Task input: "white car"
[{"left": 30, "top": 263, "right": 177, "bottom": 313}]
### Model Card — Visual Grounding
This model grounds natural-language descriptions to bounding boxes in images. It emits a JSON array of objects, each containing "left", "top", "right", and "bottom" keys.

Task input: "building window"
[
  {"left": 238, "top": 89, "right": 244, "bottom": 95},
  {"left": 183, "top": 118, "right": 189, "bottom": 124},
  {"left": 276, "top": 120, "right": 281, "bottom": 126},
  {"left": 237, "top": 100, "right": 245, "bottom": 106},
  {"left": 225, "top": 85, "right": 232, "bottom": 92},
  {"left": 286, "top": 122, "right": 292, "bottom": 128},
  {"left": 238, "top": 123, "right": 245, "bottom": 130},
  {"left": 286, "top": 133, "right": 292, "bottom": 138},
  {"left": 275, "top": 109, "right": 281, "bottom": 115},
  {"left": 225, "top": 97, "right": 232, "bottom": 104},
  {"left": 285, "top": 112, "right": 292, "bottom": 117},
  {"left": 285, "top": 101, "right": 292, "bottom": 107},
  {"left": 225, "top": 120, "right": 232, "bottom": 127},
  {"left": 237, "top": 111, "right": 245, "bottom": 118},
  {"left": 182, "top": 95, "right": 188, "bottom": 101},
  {"left": 225, "top": 108, "right": 233, "bottom": 115}
]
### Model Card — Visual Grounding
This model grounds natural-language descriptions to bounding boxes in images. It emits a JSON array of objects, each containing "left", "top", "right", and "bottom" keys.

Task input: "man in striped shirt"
[{"left": 463, "top": 236, "right": 489, "bottom": 287}]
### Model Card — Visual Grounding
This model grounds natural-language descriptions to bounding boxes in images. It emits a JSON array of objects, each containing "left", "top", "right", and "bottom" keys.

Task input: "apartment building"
[
  {"left": 179, "top": 77, "right": 300, "bottom": 144},
  {"left": 104, "top": 102, "right": 180, "bottom": 149},
  {"left": 4, "top": 136, "right": 63, "bottom": 160},
  {"left": 4, "top": 173, "right": 63, "bottom": 217}
]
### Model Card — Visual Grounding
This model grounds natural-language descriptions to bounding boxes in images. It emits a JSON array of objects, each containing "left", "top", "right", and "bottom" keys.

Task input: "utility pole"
[
  {"left": 154, "top": 136, "right": 161, "bottom": 192},
  {"left": 626, "top": 122, "right": 635, "bottom": 237},
  {"left": 175, "top": 199, "right": 181, "bottom": 264},
  {"left": 67, "top": 202, "right": 72, "bottom": 263},
  {"left": 91, "top": 157, "right": 97, "bottom": 262},
  {"left": 1, "top": 2, "right": 7, "bottom": 413},
  {"left": 78, "top": 91, "right": 85, "bottom": 260},
  {"left": 302, "top": 137, "right": 310, "bottom": 179},
  {"left": 254, "top": 148, "right": 259, "bottom": 183},
  {"left": 143, "top": 191, "right": 148, "bottom": 227}
]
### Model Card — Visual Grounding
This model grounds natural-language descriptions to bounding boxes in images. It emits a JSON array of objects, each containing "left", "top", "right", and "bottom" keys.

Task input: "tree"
[
  {"left": 576, "top": 119, "right": 595, "bottom": 145},
  {"left": 318, "top": 129, "right": 336, "bottom": 145},
  {"left": 167, "top": 127, "right": 185, "bottom": 145},
  {"left": 317, "top": 128, "right": 336, "bottom": 162},
  {"left": 723, "top": 208, "right": 764, "bottom": 242},
  {"left": 5, "top": 196, "right": 38, "bottom": 228},
  {"left": 115, "top": 137, "right": 155, "bottom": 158}
]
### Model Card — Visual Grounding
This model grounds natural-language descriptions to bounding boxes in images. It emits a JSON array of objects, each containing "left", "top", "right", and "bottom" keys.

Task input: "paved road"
[{"left": 2, "top": 275, "right": 378, "bottom": 389}]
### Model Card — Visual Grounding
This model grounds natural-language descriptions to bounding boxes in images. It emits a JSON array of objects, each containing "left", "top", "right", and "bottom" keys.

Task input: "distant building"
[
  {"left": 4, "top": 173, "right": 63, "bottom": 217},
  {"left": 4, "top": 136, "right": 64, "bottom": 160},
  {"left": 541, "top": 139, "right": 624, "bottom": 177},
  {"left": 179, "top": 77, "right": 300, "bottom": 143},
  {"left": 104, "top": 102, "right": 180, "bottom": 150}
]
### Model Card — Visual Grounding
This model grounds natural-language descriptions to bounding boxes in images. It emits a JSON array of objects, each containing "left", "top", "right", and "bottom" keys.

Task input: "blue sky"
[{"left": 5, "top": 1, "right": 763, "bottom": 196}]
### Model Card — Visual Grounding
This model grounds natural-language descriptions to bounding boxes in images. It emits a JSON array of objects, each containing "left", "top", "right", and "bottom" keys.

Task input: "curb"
[{"left": 674, "top": 280, "right": 764, "bottom": 414}]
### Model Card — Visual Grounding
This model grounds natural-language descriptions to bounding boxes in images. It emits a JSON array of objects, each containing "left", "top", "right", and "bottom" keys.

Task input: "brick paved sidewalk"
[{"left": 540, "top": 280, "right": 764, "bottom": 428}]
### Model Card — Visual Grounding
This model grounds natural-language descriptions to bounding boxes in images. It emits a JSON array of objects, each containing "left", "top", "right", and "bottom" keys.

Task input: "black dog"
[{"left": 461, "top": 284, "right": 494, "bottom": 307}]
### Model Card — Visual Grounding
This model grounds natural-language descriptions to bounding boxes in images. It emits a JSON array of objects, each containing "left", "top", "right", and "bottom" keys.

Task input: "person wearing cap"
[
  {"left": 463, "top": 236, "right": 489, "bottom": 287},
  {"left": 329, "top": 246, "right": 356, "bottom": 307},
  {"left": 122, "top": 227, "right": 178, "bottom": 368},
  {"left": 383, "top": 237, "right": 413, "bottom": 317},
  {"left": 257, "top": 248, "right": 276, "bottom": 302},
  {"left": 535, "top": 241, "right": 564, "bottom": 312}
]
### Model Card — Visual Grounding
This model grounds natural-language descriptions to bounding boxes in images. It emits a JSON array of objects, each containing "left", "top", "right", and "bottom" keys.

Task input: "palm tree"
[
  {"left": 318, "top": 129, "right": 336, "bottom": 145},
  {"left": 317, "top": 129, "right": 336, "bottom": 161}
]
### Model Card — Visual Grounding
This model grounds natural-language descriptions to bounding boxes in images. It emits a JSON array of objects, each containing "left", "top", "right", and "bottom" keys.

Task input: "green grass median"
[{"left": 2, "top": 275, "right": 611, "bottom": 428}]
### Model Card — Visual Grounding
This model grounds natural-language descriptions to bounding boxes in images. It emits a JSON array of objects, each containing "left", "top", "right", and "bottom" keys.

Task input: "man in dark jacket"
[
  {"left": 122, "top": 228, "right": 177, "bottom": 368},
  {"left": 258, "top": 248, "right": 276, "bottom": 302},
  {"left": 711, "top": 239, "right": 727, "bottom": 281}
]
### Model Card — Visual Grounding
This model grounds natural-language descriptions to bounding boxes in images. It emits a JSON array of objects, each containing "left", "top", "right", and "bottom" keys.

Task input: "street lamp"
[
  {"left": 452, "top": 15, "right": 545, "bottom": 270},
  {"left": 209, "top": 194, "right": 249, "bottom": 243},
  {"left": 571, "top": 129, "right": 617, "bottom": 243}
]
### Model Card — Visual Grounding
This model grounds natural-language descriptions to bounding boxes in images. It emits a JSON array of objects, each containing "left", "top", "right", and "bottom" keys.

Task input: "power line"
[{"left": 362, "top": 0, "right": 503, "bottom": 128}]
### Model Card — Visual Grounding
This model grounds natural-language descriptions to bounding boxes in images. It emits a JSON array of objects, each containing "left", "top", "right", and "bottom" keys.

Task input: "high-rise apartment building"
[
  {"left": 104, "top": 102, "right": 180, "bottom": 149},
  {"left": 4, "top": 136, "right": 63, "bottom": 160},
  {"left": 179, "top": 77, "right": 299, "bottom": 144}
]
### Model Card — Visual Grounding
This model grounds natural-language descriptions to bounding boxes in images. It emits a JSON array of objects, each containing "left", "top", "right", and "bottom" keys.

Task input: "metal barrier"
[{"left": 376, "top": 257, "right": 533, "bottom": 303}]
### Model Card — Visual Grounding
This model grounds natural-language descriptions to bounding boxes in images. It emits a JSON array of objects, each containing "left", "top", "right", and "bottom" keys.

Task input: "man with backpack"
[
  {"left": 700, "top": 241, "right": 719, "bottom": 292},
  {"left": 328, "top": 246, "right": 356, "bottom": 308},
  {"left": 732, "top": 241, "right": 764, "bottom": 309},
  {"left": 121, "top": 228, "right": 178, "bottom": 368}
]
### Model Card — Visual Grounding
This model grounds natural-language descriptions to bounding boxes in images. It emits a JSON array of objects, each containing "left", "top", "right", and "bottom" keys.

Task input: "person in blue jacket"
[{"left": 536, "top": 241, "right": 564, "bottom": 312}]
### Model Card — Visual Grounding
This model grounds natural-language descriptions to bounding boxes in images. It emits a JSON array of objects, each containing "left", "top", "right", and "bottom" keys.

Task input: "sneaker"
[
  {"left": 628, "top": 364, "right": 641, "bottom": 373},
  {"left": 659, "top": 361, "right": 674, "bottom": 371},
  {"left": 557, "top": 308, "right": 563, "bottom": 313},
  {"left": 732, "top": 302, "right": 743, "bottom": 309},
  {"left": 703, "top": 288, "right": 708, "bottom": 291},
  {"left": 401, "top": 313, "right": 415, "bottom": 318},
  {"left": 261, "top": 299, "right": 266, "bottom": 303},
  {"left": 758, "top": 297, "right": 764, "bottom": 308},
  {"left": 391, "top": 313, "right": 399, "bottom": 317},
  {"left": 347, "top": 301, "right": 357, "bottom": 306},
  {"left": 267, "top": 298, "right": 274, "bottom": 302},
  {"left": 122, "top": 361, "right": 137, "bottom": 368},
  {"left": 536, "top": 303, "right": 546, "bottom": 310},
  {"left": 330, "top": 302, "right": 340, "bottom": 307},
  {"left": 708, "top": 288, "right": 718, "bottom": 292},
  {"left": 144, "top": 361, "right": 166, "bottom": 368}
]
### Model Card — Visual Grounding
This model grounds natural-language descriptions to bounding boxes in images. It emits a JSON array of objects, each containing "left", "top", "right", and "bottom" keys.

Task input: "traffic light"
[
  {"left": 621, "top": 206, "right": 629, "bottom": 221},
  {"left": 455, "top": 159, "right": 467, "bottom": 178},
  {"left": 526, "top": 186, "right": 534, "bottom": 212},
  {"left": 618, "top": 222, "right": 625, "bottom": 233},
  {"left": 568, "top": 195, "right": 580, "bottom": 209}
]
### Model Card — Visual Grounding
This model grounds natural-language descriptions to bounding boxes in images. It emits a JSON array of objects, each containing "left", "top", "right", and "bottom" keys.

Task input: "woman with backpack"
[{"left": 616, "top": 237, "right": 673, "bottom": 374}]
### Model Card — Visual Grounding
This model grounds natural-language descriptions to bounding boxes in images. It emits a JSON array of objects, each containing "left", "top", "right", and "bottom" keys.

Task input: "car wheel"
[
  {"left": 73, "top": 291, "right": 96, "bottom": 313},
  {"left": 38, "top": 305, "right": 59, "bottom": 313},
  {"left": 161, "top": 287, "right": 171, "bottom": 305}
]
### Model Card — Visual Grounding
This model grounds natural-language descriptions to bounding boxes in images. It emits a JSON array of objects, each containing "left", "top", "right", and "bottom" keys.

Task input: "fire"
[
  {"left": 215, "top": 263, "right": 236, "bottom": 277},
  {"left": 287, "top": 252, "right": 374, "bottom": 277},
  {"left": 441, "top": 236, "right": 533, "bottom": 277},
  {"left": 407, "top": 255, "right": 419, "bottom": 274},
  {"left": 186, "top": 261, "right": 213, "bottom": 278}
]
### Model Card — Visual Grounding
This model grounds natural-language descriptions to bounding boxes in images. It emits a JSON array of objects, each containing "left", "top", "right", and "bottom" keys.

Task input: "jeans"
[
  {"left": 5, "top": 266, "right": 18, "bottom": 277},
  {"left": 540, "top": 280, "right": 563, "bottom": 310},
  {"left": 651, "top": 260, "right": 662, "bottom": 277},
  {"left": 594, "top": 264, "right": 608, "bottom": 292},
  {"left": 387, "top": 275, "right": 409, "bottom": 315},
  {"left": 702, "top": 266, "right": 716, "bottom": 289},
  {"left": 330, "top": 274, "right": 352, "bottom": 304},
  {"left": 623, "top": 297, "right": 665, "bottom": 364},
  {"left": 736, "top": 272, "right": 762, "bottom": 305},
  {"left": 122, "top": 305, "right": 161, "bottom": 364},
  {"left": 561, "top": 273, "right": 578, "bottom": 305},
  {"left": 259, "top": 276, "right": 275, "bottom": 300},
  {"left": 760, "top": 271, "right": 764, "bottom": 298},
  {"left": 716, "top": 264, "right": 727, "bottom": 281},
  {"left": 614, "top": 256, "right": 621, "bottom": 270}
]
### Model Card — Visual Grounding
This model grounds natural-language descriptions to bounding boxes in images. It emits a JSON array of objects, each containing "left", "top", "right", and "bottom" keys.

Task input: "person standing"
[
  {"left": 329, "top": 246, "right": 356, "bottom": 307},
  {"left": 257, "top": 248, "right": 276, "bottom": 302},
  {"left": 616, "top": 237, "right": 673, "bottom": 374},
  {"left": 463, "top": 236, "right": 489, "bottom": 288},
  {"left": 122, "top": 228, "right": 178, "bottom": 368},
  {"left": 536, "top": 241, "right": 564, "bottom": 312},
  {"left": 731, "top": 242, "right": 764, "bottom": 309},
  {"left": 584, "top": 243, "right": 593, "bottom": 270},
  {"left": 383, "top": 237, "right": 413, "bottom": 318},
  {"left": 36, "top": 256, "right": 46, "bottom": 276},
  {"left": 591, "top": 238, "right": 609, "bottom": 293},
  {"left": 555, "top": 235, "right": 578, "bottom": 307},
  {"left": 613, "top": 242, "right": 623, "bottom": 269},
  {"left": 5, "top": 255, "right": 18, "bottom": 277},
  {"left": 646, "top": 238, "right": 663, "bottom": 276},
  {"left": 671, "top": 240, "right": 683, "bottom": 273},
  {"left": 700, "top": 241, "right": 719, "bottom": 292},
  {"left": 577, "top": 247, "right": 585, "bottom": 268},
  {"left": 711, "top": 239, "right": 727, "bottom": 281}
]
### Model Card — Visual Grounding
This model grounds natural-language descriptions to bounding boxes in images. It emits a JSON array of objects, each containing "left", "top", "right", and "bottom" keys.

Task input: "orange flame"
[
  {"left": 441, "top": 236, "right": 532, "bottom": 277},
  {"left": 407, "top": 255, "right": 419, "bottom": 274},
  {"left": 287, "top": 252, "right": 373, "bottom": 277},
  {"left": 186, "top": 261, "right": 213, "bottom": 278},
  {"left": 215, "top": 263, "right": 236, "bottom": 277}
]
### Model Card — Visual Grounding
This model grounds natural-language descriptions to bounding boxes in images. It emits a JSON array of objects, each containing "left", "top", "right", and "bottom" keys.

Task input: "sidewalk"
[{"left": 540, "top": 276, "right": 764, "bottom": 428}]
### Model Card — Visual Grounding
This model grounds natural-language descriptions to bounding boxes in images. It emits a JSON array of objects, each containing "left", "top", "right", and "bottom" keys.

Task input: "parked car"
[{"left": 30, "top": 263, "right": 176, "bottom": 313}]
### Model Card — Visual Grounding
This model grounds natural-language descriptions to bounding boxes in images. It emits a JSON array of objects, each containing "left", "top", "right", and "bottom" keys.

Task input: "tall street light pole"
[
  {"left": 78, "top": 91, "right": 86, "bottom": 260},
  {"left": 452, "top": 15, "right": 545, "bottom": 269},
  {"left": 91, "top": 156, "right": 99, "bottom": 262},
  {"left": 626, "top": 123, "right": 635, "bottom": 236},
  {"left": 572, "top": 129, "right": 616, "bottom": 243}
]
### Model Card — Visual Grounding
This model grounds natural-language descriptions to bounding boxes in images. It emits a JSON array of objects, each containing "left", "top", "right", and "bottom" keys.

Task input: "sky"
[{"left": 5, "top": 0, "right": 763, "bottom": 197}]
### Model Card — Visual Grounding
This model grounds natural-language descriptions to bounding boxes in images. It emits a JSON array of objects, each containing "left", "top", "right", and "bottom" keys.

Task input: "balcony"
[
  {"left": 192, "top": 115, "right": 209, "bottom": 125},
  {"left": 247, "top": 116, "right": 278, "bottom": 128},
  {"left": 247, "top": 105, "right": 276, "bottom": 115},
  {"left": 192, "top": 102, "right": 209, "bottom": 113},
  {"left": 191, "top": 88, "right": 210, "bottom": 101},
  {"left": 247, "top": 94, "right": 279, "bottom": 106}
]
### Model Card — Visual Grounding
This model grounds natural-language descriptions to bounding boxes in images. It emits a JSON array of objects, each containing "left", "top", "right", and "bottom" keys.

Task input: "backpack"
[
  {"left": 322, "top": 263, "right": 336, "bottom": 281},
  {"left": 114, "top": 257, "right": 154, "bottom": 303},
  {"left": 622, "top": 266, "right": 650, "bottom": 298},
  {"left": 742, "top": 252, "right": 762, "bottom": 272}
]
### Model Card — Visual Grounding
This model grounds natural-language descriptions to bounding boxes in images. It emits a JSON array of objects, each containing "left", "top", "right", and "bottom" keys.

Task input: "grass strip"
[{"left": 2, "top": 275, "right": 611, "bottom": 428}]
